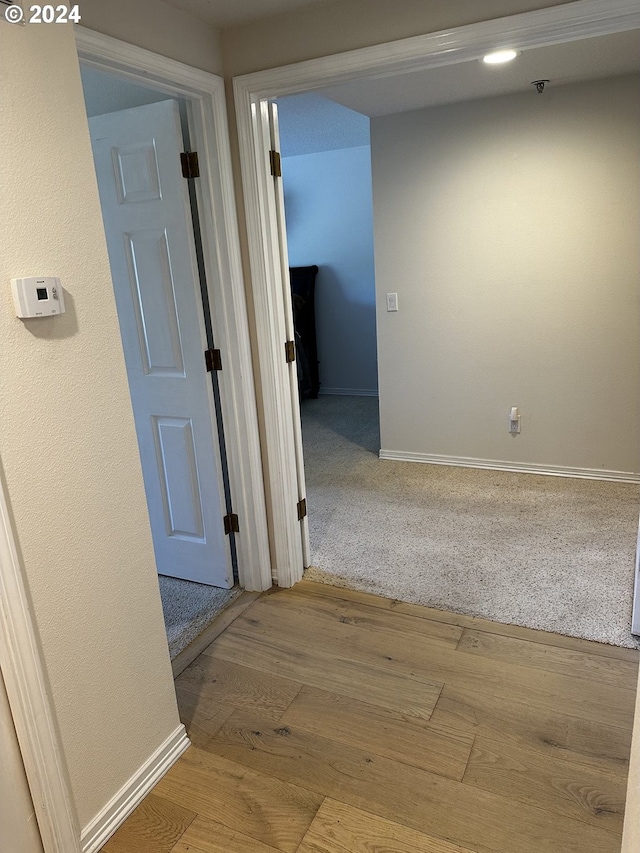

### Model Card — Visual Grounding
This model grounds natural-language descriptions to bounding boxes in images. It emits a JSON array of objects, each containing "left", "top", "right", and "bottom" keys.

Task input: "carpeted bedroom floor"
[
  {"left": 158, "top": 576, "right": 242, "bottom": 659},
  {"left": 301, "top": 394, "right": 640, "bottom": 648}
]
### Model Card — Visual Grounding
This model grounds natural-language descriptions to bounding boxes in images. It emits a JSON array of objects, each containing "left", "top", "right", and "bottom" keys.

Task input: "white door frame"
[
  {"left": 0, "top": 666, "right": 45, "bottom": 853},
  {"left": 76, "top": 28, "right": 272, "bottom": 593},
  {"left": 251, "top": 100, "right": 308, "bottom": 587},
  {"left": 232, "top": 0, "right": 640, "bottom": 588},
  {"left": 632, "top": 517, "right": 640, "bottom": 635},
  {"left": 0, "top": 470, "right": 80, "bottom": 853}
]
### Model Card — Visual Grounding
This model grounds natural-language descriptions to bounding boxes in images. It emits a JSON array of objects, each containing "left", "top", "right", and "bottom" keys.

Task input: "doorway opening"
[
  {"left": 236, "top": 13, "right": 640, "bottom": 649},
  {"left": 275, "top": 92, "right": 380, "bottom": 573},
  {"left": 79, "top": 64, "right": 242, "bottom": 663},
  {"left": 76, "top": 29, "right": 272, "bottom": 610},
  {"left": 277, "top": 92, "right": 378, "bottom": 400}
]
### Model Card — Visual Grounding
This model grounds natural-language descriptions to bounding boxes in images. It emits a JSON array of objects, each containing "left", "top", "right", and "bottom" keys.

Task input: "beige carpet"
[
  {"left": 301, "top": 395, "right": 640, "bottom": 648},
  {"left": 158, "top": 576, "right": 242, "bottom": 659}
]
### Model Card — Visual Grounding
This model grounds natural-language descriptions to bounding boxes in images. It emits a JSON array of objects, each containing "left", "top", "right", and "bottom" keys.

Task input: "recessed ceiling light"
[{"left": 482, "top": 49, "right": 519, "bottom": 65}]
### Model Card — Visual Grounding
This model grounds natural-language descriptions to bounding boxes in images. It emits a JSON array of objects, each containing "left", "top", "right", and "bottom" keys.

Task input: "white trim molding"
[
  {"left": 81, "top": 726, "right": 190, "bottom": 853},
  {"left": 378, "top": 449, "right": 640, "bottom": 483},
  {"left": 232, "top": 0, "right": 640, "bottom": 589},
  {"left": 631, "top": 516, "right": 640, "bottom": 636},
  {"left": 75, "top": 28, "right": 272, "bottom": 592},
  {"left": 234, "top": 0, "right": 640, "bottom": 99},
  {"left": 0, "top": 471, "right": 80, "bottom": 853}
]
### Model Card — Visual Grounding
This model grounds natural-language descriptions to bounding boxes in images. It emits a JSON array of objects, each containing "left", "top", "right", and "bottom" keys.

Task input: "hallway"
[{"left": 104, "top": 580, "right": 638, "bottom": 852}]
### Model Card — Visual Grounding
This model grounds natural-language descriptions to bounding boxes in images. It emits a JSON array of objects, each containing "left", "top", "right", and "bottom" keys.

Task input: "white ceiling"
[
  {"left": 161, "top": 0, "right": 333, "bottom": 29},
  {"left": 277, "top": 92, "right": 369, "bottom": 157},
  {"left": 276, "top": 28, "right": 640, "bottom": 157},
  {"left": 317, "top": 29, "right": 640, "bottom": 117}
]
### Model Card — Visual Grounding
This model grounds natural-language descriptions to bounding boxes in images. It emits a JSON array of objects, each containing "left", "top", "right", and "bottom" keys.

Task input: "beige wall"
[
  {"left": 0, "top": 21, "right": 179, "bottom": 829},
  {"left": 370, "top": 74, "right": 640, "bottom": 474},
  {"left": 80, "top": 0, "right": 223, "bottom": 75},
  {"left": 221, "top": 0, "right": 576, "bottom": 76}
]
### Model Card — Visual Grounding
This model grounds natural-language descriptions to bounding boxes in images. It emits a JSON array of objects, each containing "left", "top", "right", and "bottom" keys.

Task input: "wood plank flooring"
[{"left": 102, "top": 580, "right": 639, "bottom": 853}]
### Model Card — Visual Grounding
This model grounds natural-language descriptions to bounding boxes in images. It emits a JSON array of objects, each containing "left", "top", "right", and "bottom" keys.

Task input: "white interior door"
[{"left": 89, "top": 99, "right": 233, "bottom": 588}]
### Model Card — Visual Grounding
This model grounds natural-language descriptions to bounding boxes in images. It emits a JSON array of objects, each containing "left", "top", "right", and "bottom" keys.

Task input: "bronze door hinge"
[
  {"left": 205, "top": 348, "right": 222, "bottom": 372},
  {"left": 223, "top": 513, "right": 239, "bottom": 535},
  {"left": 297, "top": 498, "right": 307, "bottom": 521},
  {"left": 269, "top": 149, "right": 282, "bottom": 177},
  {"left": 181, "top": 151, "right": 200, "bottom": 179},
  {"left": 285, "top": 340, "right": 296, "bottom": 363}
]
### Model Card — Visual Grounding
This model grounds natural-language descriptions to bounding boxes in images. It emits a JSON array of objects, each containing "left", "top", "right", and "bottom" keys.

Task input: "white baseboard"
[
  {"left": 318, "top": 388, "right": 378, "bottom": 397},
  {"left": 378, "top": 450, "right": 640, "bottom": 483},
  {"left": 81, "top": 725, "right": 190, "bottom": 853}
]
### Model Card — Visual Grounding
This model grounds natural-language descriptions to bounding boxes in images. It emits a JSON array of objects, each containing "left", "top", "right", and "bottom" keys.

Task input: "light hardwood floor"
[{"left": 103, "top": 580, "right": 639, "bottom": 853}]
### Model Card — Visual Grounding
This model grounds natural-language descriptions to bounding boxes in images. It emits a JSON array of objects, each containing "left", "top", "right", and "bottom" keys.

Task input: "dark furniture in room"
[{"left": 289, "top": 265, "right": 320, "bottom": 398}]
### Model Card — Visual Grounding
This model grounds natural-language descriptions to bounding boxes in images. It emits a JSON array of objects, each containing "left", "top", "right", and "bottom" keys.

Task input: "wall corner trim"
[
  {"left": 81, "top": 725, "right": 190, "bottom": 853},
  {"left": 0, "top": 475, "right": 81, "bottom": 853},
  {"left": 378, "top": 450, "right": 640, "bottom": 483}
]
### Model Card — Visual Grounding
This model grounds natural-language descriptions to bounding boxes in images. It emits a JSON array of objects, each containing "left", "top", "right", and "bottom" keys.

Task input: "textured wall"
[
  {"left": 371, "top": 75, "right": 640, "bottom": 474},
  {"left": 0, "top": 21, "right": 179, "bottom": 829},
  {"left": 283, "top": 146, "right": 377, "bottom": 394},
  {"left": 79, "top": 0, "right": 223, "bottom": 75}
]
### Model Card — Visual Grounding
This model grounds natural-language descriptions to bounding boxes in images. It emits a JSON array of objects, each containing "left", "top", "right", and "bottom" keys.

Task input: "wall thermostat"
[{"left": 11, "top": 277, "right": 66, "bottom": 318}]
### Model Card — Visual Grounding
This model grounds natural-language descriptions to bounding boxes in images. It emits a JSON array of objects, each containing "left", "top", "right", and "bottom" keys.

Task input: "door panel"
[
  {"left": 112, "top": 140, "right": 162, "bottom": 203},
  {"left": 125, "top": 229, "right": 185, "bottom": 375},
  {"left": 153, "top": 416, "right": 205, "bottom": 541},
  {"left": 89, "top": 100, "right": 232, "bottom": 587}
]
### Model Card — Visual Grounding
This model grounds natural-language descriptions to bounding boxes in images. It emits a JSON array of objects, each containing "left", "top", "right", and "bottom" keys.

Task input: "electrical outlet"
[{"left": 509, "top": 417, "right": 521, "bottom": 434}]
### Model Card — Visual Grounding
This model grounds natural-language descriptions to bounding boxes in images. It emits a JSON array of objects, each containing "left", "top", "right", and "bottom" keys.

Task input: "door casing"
[
  {"left": 77, "top": 27, "right": 271, "bottom": 593},
  {"left": 0, "top": 470, "right": 80, "bottom": 853},
  {"left": 0, "top": 668, "right": 44, "bottom": 853},
  {"left": 232, "top": 0, "right": 640, "bottom": 588},
  {"left": 632, "top": 517, "right": 640, "bottom": 635}
]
